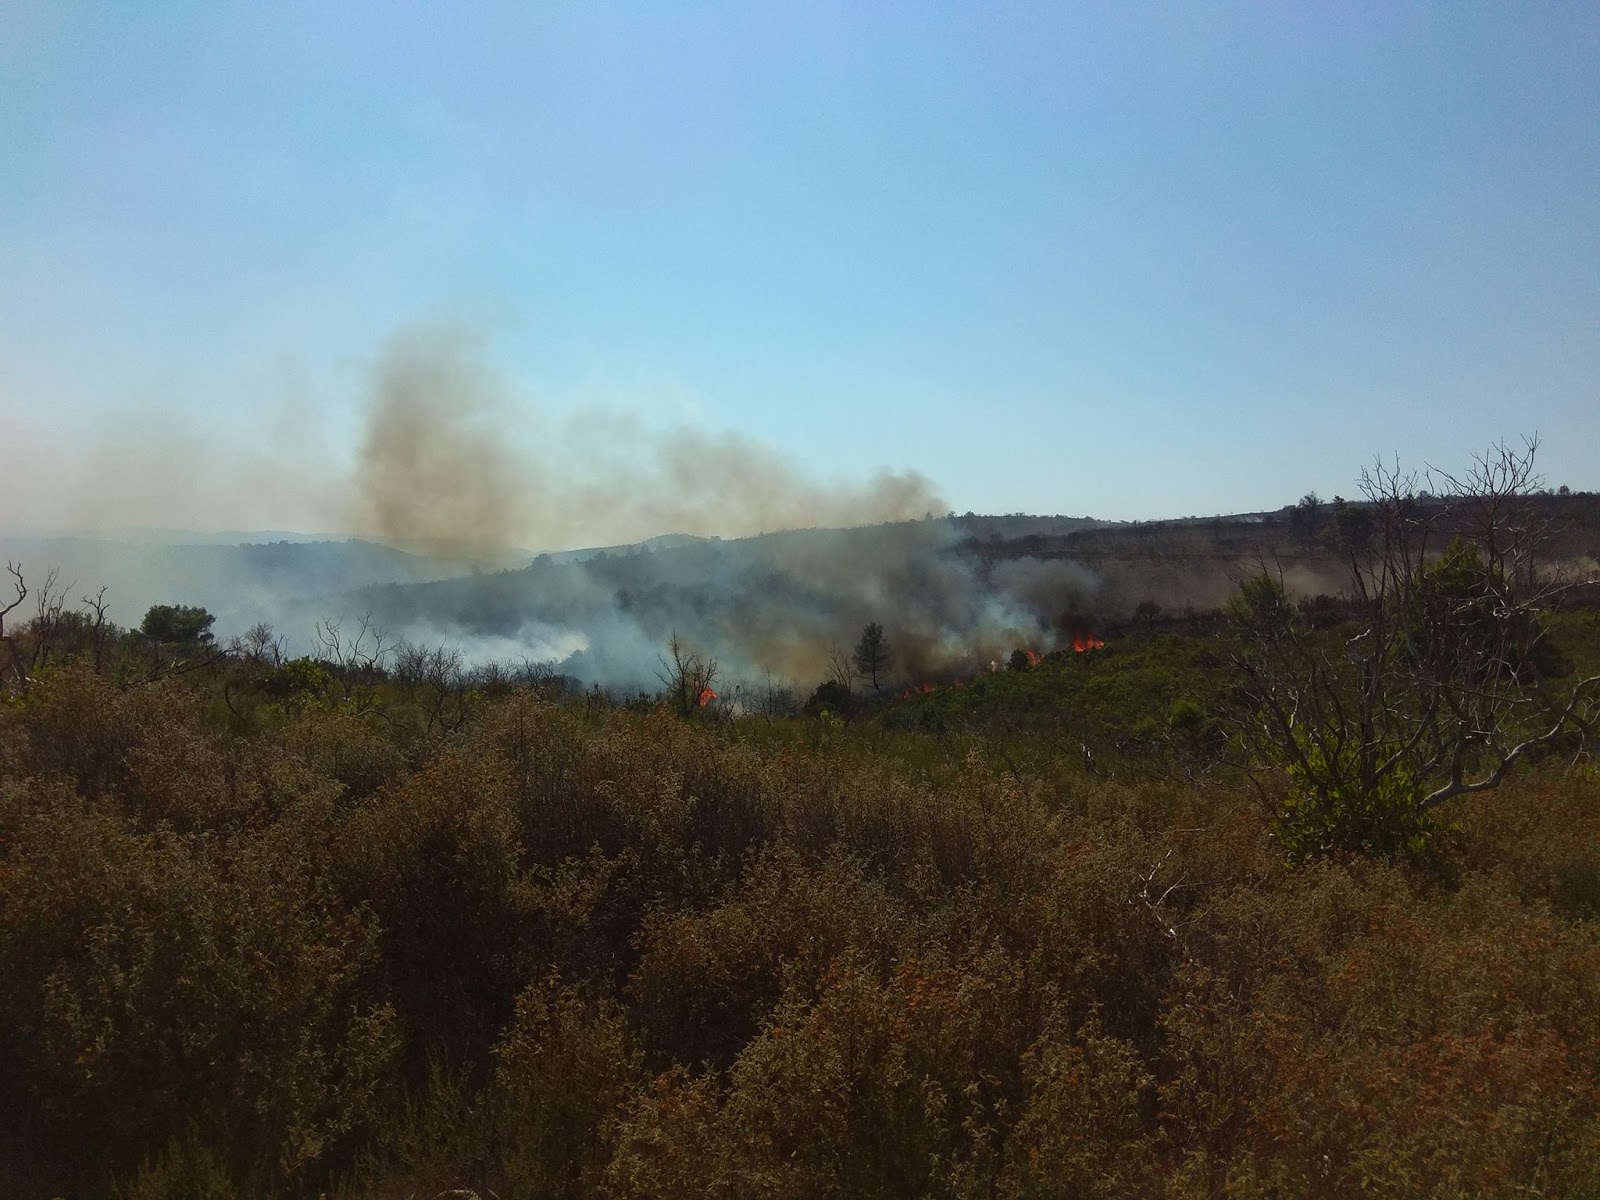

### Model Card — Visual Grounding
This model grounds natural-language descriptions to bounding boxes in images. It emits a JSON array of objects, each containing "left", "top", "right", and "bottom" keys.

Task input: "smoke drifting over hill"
[
  {"left": 352, "top": 520, "right": 1101, "bottom": 689},
  {"left": 12, "top": 322, "right": 941, "bottom": 556},
  {"left": 0, "top": 521, "right": 1106, "bottom": 694},
  {"left": 337, "top": 325, "right": 1057, "bottom": 687},
  {"left": 7, "top": 322, "right": 1106, "bottom": 689},
  {"left": 348, "top": 325, "right": 945, "bottom": 554}
]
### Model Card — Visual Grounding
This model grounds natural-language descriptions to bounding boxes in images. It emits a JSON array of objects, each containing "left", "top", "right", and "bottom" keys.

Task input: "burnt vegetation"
[{"left": 3, "top": 445, "right": 1600, "bottom": 1198}]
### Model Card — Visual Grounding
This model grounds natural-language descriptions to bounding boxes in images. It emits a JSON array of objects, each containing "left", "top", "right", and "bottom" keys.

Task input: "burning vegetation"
[{"left": 338, "top": 517, "right": 1107, "bottom": 696}]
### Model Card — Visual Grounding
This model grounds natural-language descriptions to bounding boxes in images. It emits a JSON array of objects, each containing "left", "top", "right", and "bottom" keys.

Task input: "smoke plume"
[
  {"left": 348, "top": 324, "right": 945, "bottom": 554},
  {"left": 7, "top": 320, "right": 1107, "bottom": 690},
  {"left": 348, "top": 518, "right": 1101, "bottom": 691}
]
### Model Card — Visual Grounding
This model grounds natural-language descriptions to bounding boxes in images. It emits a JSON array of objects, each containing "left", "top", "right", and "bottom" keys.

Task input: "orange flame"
[
  {"left": 1071, "top": 632, "right": 1105, "bottom": 653},
  {"left": 697, "top": 687, "right": 717, "bottom": 707},
  {"left": 1025, "top": 647, "right": 1044, "bottom": 666}
]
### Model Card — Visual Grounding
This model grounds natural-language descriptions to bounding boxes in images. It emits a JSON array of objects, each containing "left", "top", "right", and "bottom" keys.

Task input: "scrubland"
[{"left": 2, "top": 620, "right": 1597, "bottom": 1198}]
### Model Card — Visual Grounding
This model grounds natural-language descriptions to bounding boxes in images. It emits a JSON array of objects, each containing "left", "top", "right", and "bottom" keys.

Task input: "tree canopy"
[{"left": 140, "top": 604, "right": 216, "bottom": 645}]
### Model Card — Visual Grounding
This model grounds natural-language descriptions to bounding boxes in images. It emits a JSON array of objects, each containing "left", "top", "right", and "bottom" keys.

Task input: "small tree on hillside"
[
  {"left": 141, "top": 604, "right": 215, "bottom": 645},
  {"left": 1330, "top": 494, "right": 1375, "bottom": 554},
  {"left": 1289, "top": 492, "right": 1323, "bottom": 550},
  {"left": 852, "top": 622, "right": 893, "bottom": 690}
]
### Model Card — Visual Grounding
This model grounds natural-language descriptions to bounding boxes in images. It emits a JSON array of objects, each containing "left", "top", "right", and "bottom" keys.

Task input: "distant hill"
[
  {"left": 947, "top": 513, "right": 1118, "bottom": 539},
  {"left": 0, "top": 535, "right": 467, "bottom": 637},
  {"left": 6, "top": 494, "right": 1594, "bottom": 687},
  {"left": 962, "top": 492, "right": 1600, "bottom": 619}
]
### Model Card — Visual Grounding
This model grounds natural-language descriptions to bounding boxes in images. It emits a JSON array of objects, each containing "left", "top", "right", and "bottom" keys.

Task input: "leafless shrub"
[{"left": 1229, "top": 438, "right": 1600, "bottom": 856}]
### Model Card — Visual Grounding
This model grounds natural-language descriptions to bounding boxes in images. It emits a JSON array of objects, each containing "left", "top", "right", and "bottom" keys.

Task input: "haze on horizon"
[{"left": 3, "top": 3, "right": 1598, "bottom": 548}]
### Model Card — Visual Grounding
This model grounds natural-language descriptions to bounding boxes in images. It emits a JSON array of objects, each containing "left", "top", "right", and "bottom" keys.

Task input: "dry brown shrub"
[
  {"left": 1449, "top": 770, "right": 1600, "bottom": 920},
  {"left": 491, "top": 973, "right": 643, "bottom": 1198},
  {"left": 0, "top": 777, "right": 395, "bottom": 1196},
  {"left": 628, "top": 847, "right": 918, "bottom": 1071},
  {"left": 4, "top": 663, "right": 1596, "bottom": 1198},
  {"left": 613, "top": 944, "right": 1086, "bottom": 1199},
  {"left": 1160, "top": 863, "right": 1600, "bottom": 1195},
  {"left": 334, "top": 744, "right": 532, "bottom": 1065}
]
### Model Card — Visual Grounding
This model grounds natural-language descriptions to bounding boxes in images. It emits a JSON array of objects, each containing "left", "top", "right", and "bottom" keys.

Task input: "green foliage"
[
  {"left": 1229, "top": 570, "right": 1291, "bottom": 628},
  {"left": 1331, "top": 495, "right": 1375, "bottom": 553},
  {"left": 1229, "top": 535, "right": 1589, "bottom": 858},
  {"left": 1278, "top": 737, "right": 1437, "bottom": 860},
  {"left": 1402, "top": 536, "right": 1511, "bottom": 676},
  {"left": 804, "top": 678, "right": 853, "bottom": 717},
  {"left": 880, "top": 630, "right": 1226, "bottom": 769},
  {"left": 140, "top": 605, "right": 216, "bottom": 645},
  {"left": 118, "top": 1138, "right": 239, "bottom": 1200},
  {"left": 1289, "top": 491, "right": 1323, "bottom": 548},
  {"left": 264, "top": 658, "right": 335, "bottom": 715}
]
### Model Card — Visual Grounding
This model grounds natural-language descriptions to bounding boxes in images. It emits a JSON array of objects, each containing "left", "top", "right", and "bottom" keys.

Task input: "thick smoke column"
[{"left": 351, "top": 327, "right": 527, "bottom": 554}]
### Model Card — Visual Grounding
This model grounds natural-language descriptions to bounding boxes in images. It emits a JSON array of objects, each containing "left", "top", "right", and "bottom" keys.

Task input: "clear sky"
[{"left": 3, "top": 2, "right": 1597, "bottom": 541}]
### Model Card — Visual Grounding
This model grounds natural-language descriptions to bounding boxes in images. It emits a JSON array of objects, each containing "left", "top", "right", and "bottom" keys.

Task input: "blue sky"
[{"left": 2, "top": 2, "right": 1597, "bottom": 541}]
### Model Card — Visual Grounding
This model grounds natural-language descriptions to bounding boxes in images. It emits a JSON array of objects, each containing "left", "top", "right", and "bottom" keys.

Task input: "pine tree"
[{"left": 852, "top": 622, "right": 892, "bottom": 690}]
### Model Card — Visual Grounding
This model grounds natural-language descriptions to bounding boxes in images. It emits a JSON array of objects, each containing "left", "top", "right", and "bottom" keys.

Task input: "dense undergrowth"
[{"left": 1, "top": 621, "right": 1598, "bottom": 1198}]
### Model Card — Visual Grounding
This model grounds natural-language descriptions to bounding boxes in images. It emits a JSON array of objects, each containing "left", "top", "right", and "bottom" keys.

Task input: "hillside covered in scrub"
[
  {"left": 2, "top": 449, "right": 1599, "bottom": 1197},
  {"left": 1, "top": 559, "right": 1598, "bottom": 1197},
  {"left": 2, "top": 652, "right": 1598, "bottom": 1199},
  {"left": 10, "top": 3, "right": 1598, "bottom": 1191}
]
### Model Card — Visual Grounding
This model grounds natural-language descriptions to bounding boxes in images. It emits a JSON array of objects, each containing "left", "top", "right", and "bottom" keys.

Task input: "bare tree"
[
  {"left": 825, "top": 639, "right": 856, "bottom": 692},
  {"left": 728, "top": 673, "right": 798, "bottom": 724},
  {"left": 315, "top": 612, "right": 392, "bottom": 711},
  {"left": 231, "top": 621, "right": 286, "bottom": 667},
  {"left": 754, "top": 673, "right": 799, "bottom": 722},
  {"left": 316, "top": 612, "right": 391, "bottom": 675},
  {"left": 511, "top": 656, "right": 561, "bottom": 697},
  {"left": 657, "top": 630, "right": 719, "bottom": 716},
  {"left": 222, "top": 622, "right": 286, "bottom": 722},
  {"left": 82, "top": 586, "right": 113, "bottom": 672},
  {"left": 5, "top": 567, "right": 122, "bottom": 686},
  {"left": 394, "top": 638, "right": 470, "bottom": 732},
  {"left": 25, "top": 566, "right": 69, "bottom": 673},
  {"left": 1, "top": 561, "right": 28, "bottom": 690},
  {"left": 1229, "top": 439, "right": 1599, "bottom": 856}
]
